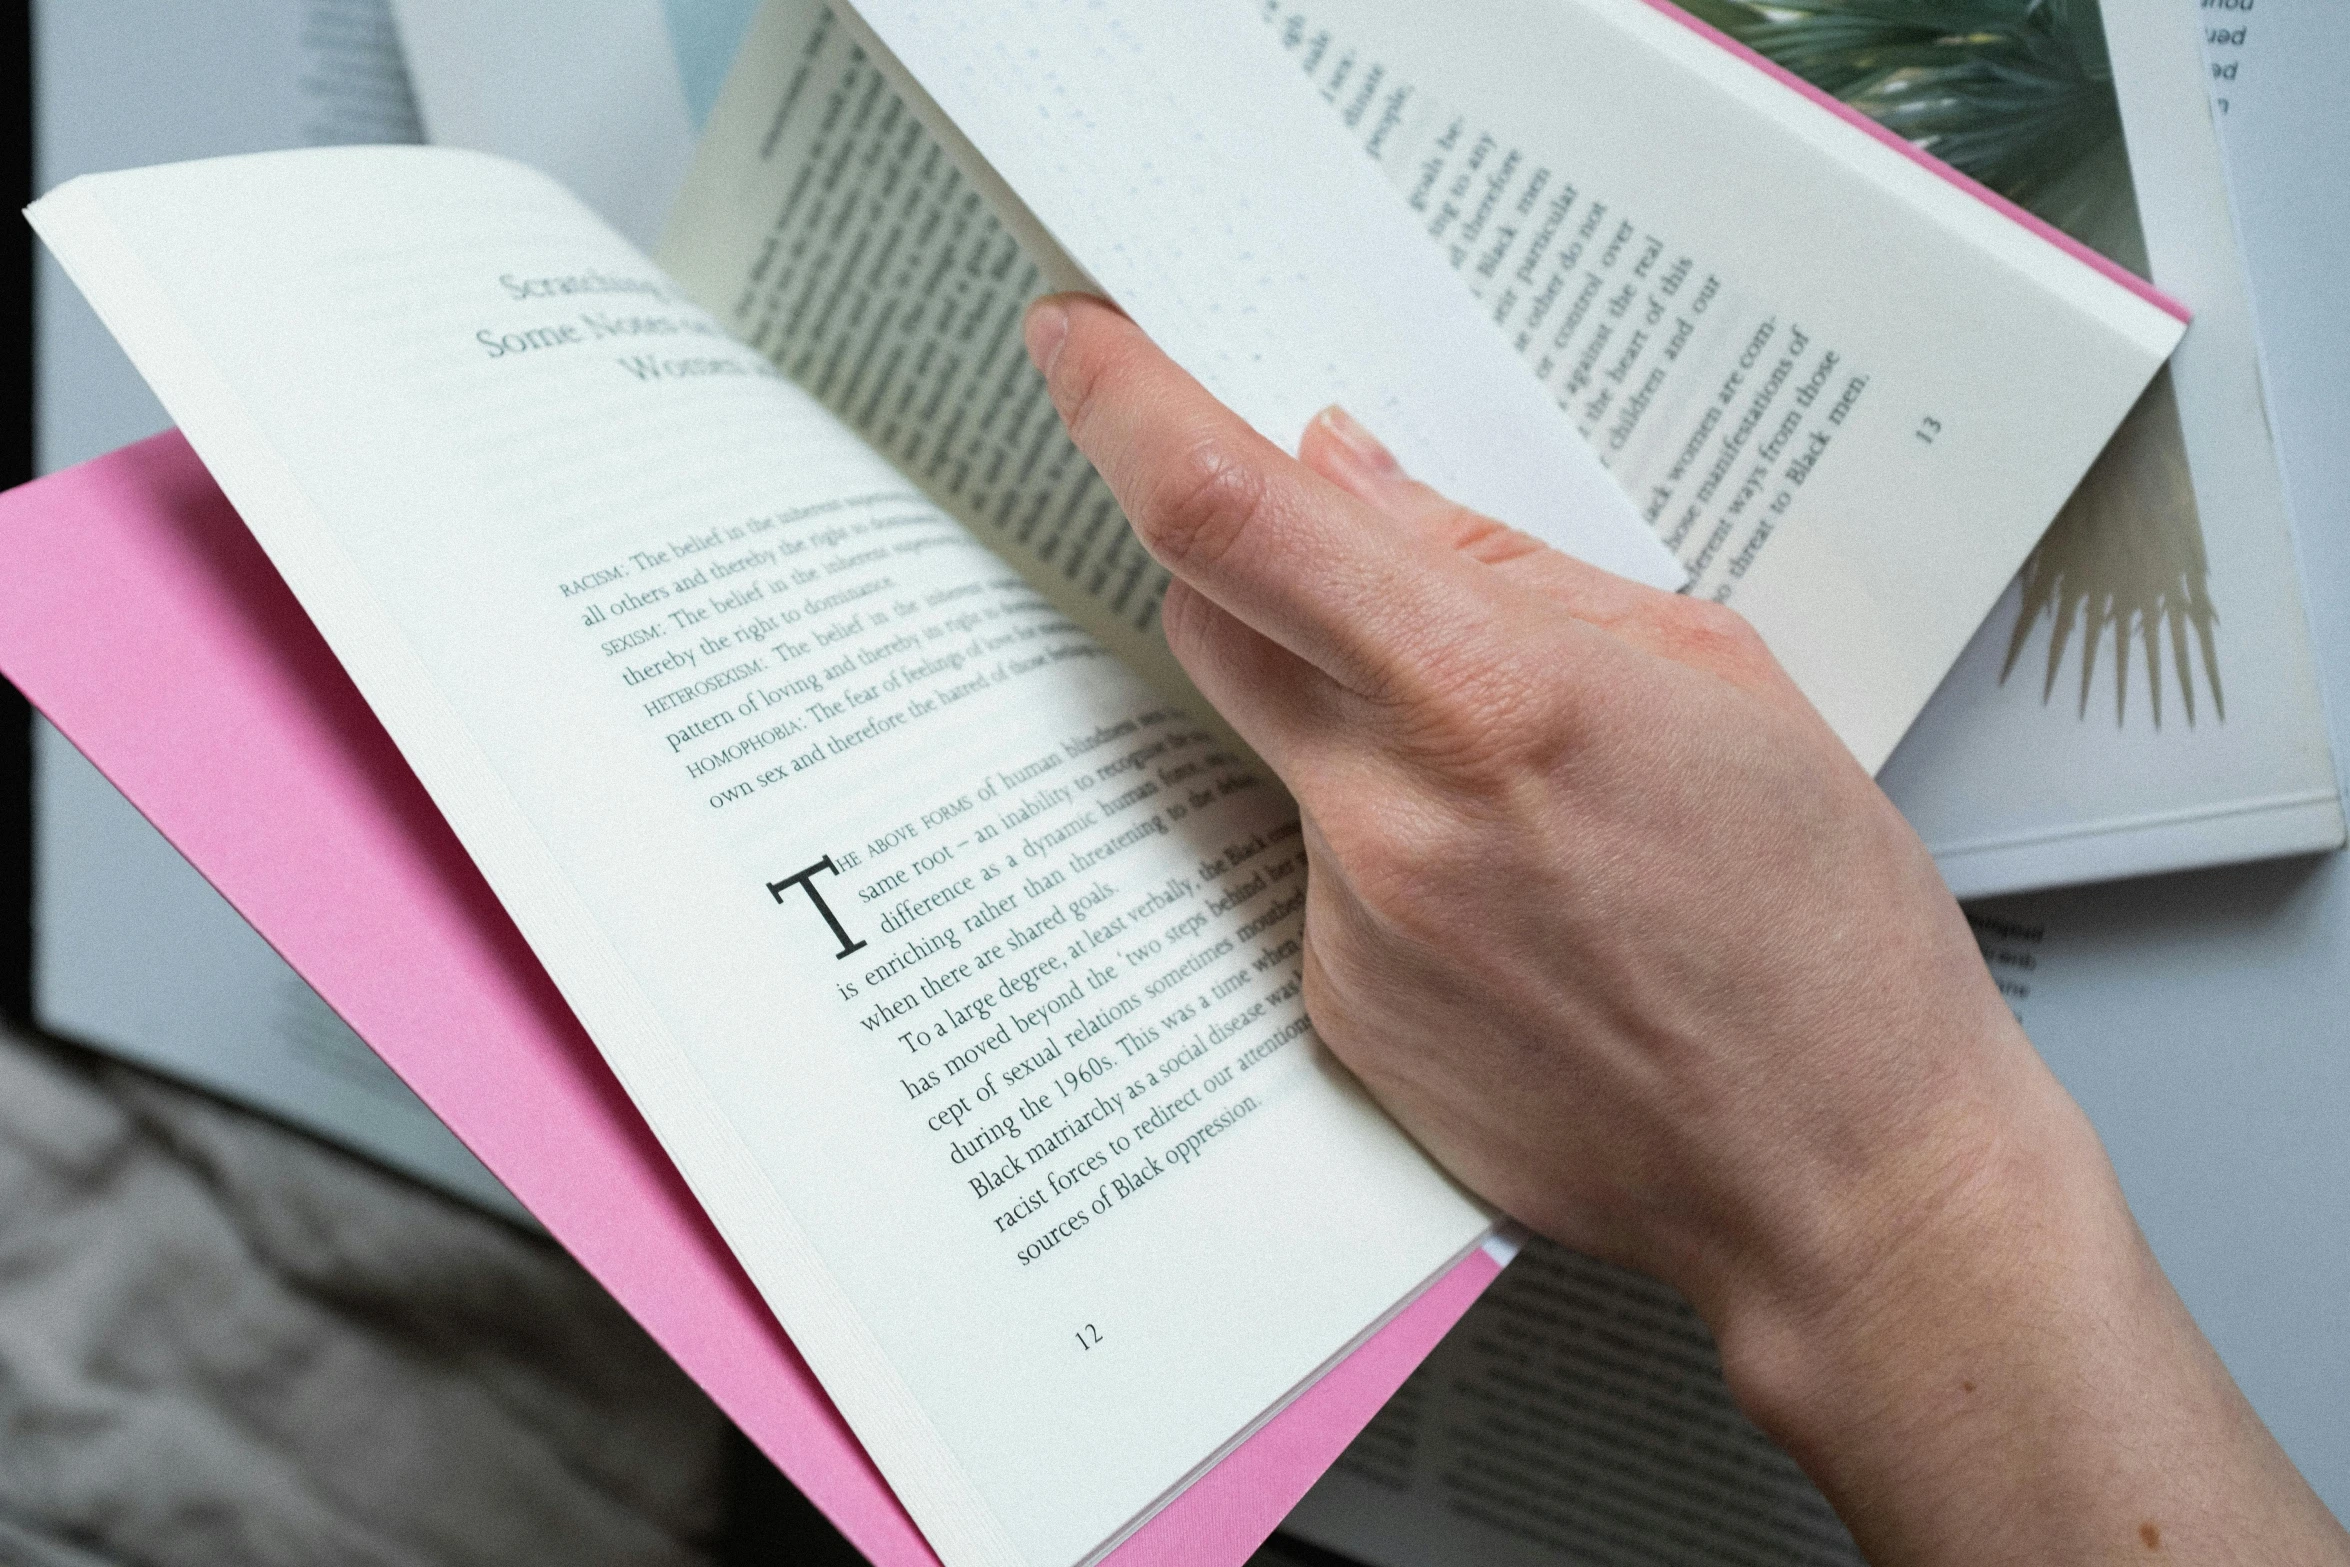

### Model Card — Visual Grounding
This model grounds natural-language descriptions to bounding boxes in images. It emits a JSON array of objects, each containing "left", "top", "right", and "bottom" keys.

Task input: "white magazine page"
[
  {"left": 386, "top": 0, "right": 758, "bottom": 251},
  {"left": 1878, "top": 0, "right": 2343, "bottom": 893},
  {"left": 29, "top": 0, "right": 523, "bottom": 1219},
  {"left": 835, "top": 0, "right": 1685, "bottom": 591},
  {"left": 1962, "top": 0, "right": 2350, "bottom": 1517},
  {"left": 31, "top": 148, "right": 1493, "bottom": 1567},
  {"left": 1255, "top": 0, "right": 2180, "bottom": 773}
]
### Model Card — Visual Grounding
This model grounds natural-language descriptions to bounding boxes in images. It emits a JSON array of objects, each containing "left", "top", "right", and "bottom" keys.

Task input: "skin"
[{"left": 1022, "top": 293, "right": 2350, "bottom": 1566}]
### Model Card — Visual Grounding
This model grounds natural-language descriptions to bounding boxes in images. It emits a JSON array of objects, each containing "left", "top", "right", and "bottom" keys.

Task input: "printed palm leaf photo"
[{"left": 1677, "top": 0, "right": 2219, "bottom": 725}]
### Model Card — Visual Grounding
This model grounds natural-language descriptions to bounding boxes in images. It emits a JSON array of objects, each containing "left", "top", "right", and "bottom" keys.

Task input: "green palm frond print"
[{"left": 1679, "top": 0, "right": 2220, "bottom": 725}]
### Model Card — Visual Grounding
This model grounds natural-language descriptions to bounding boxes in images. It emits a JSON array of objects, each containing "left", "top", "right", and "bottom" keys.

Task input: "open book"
[
  {"left": 30, "top": 3, "right": 2175, "bottom": 1564},
  {"left": 665, "top": 0, "right": 2178, "bottom": 775}
]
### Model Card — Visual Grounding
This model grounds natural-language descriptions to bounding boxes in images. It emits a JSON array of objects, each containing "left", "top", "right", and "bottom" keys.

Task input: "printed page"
[
  {"left": 2201, "top": 2, "right": 2254, "bottom": 118},
  {"left": 29, "top": 0, "right": 522, "bottom": 1218},
  {"left": 31, "top": 147, "right": 1493, "bottom": 1567},
  {"left": 1876, "top": 0, "right": 2343, "bottom": 893},
  {"left": 659, "top": 0, "right": 1188, "bottom": 702},
  {"left": 1284, "top": 13, "right": 2350, "bottom": 1555},
  {"left": 1250, "top": 0, "right": 2180, "bottom": 771},
  {"left": 691, "top": 0, "right": 1682, "bottom": 599},
  {"left": 1307, "top": 11, "right": 2350, "bottom": 1556},
  {"left": 1282, "top": 1240, "right": 1859, "bottom": 1567}
]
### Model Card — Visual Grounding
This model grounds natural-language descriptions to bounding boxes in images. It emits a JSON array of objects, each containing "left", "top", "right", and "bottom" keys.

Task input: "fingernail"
[
  {"left": 1024, "top": 300, "right": 1070, "bottom": 378},
  {"left": 1317, "top": 406, "right": 1400, "bottom": 477}
]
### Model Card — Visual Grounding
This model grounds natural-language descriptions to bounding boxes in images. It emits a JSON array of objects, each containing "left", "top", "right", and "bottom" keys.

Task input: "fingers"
[
  {"left": 1027, "top": 294, "right": 1810, "bottom": 742},
  {"left": 1299, "top": 405, "right": 1672, "bottom": 637},
  {"left": 1025, "top": 294, "right": 1491, "bottom": 702},
  {"left": 1300, "top": 405, "right": 1802, "bottom": 706},
  {"left": 1156, "top": 577, "right": 1332, "bottom": 783},
  {"left": 1300, "top": 406, "right": 1550, "bottom": 569}
]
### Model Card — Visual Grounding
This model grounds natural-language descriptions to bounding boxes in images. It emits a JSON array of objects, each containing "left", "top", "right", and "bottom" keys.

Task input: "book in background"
[
  {"left": 1954, "top": 0, "right": 2350, "bottom": 1519},
  {"left": 1806, "top": 0, "right": 2343, "bottom": 895},
  {"left": 2, "top": 0, "right": 30, "bottom": 1031},
  {"left": 386, "top": 0, "right": 759, "bottom": 250},
  {"left": 26, "top": 0, "right": 532, "bottom": 1220}
]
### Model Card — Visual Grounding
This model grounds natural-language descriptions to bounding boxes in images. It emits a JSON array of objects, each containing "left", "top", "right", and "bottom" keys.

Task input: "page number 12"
[
  {"left": 1074, "top": 1323, "right": 1102, "bottom": 1352},
  {"left": 1915, "top": 415, "right": 1944, "bottom": 446}
]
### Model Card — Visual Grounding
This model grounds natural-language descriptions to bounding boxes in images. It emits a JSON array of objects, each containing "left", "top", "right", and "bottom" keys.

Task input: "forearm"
[{"left": 1716, "top": 1058, "right": 2348, "bottom": 1565}]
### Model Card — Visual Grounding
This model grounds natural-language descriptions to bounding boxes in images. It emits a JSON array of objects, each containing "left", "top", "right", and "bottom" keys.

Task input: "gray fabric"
[{"left": 0, "top": 1028, "right": 731, "bottom": 1567}]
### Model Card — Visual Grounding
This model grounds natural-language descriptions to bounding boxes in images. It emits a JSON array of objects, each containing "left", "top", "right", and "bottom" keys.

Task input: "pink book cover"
[{"left": 0, "top": 432, "right": 1502, "bottom": 1565}]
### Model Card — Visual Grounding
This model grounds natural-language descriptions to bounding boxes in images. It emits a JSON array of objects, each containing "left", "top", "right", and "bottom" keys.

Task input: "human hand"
[
  {"left": 1024, "top": 294, "right": 2349, "bottom": 1566},
  {"left": 1023, "top": 291, "right": 2030, "bottom": 1326}
]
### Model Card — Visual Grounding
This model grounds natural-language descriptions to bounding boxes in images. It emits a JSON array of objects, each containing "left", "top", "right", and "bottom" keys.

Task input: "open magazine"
[{"left": 29, "top": 1, "right": 2173, "bottom": 1563}]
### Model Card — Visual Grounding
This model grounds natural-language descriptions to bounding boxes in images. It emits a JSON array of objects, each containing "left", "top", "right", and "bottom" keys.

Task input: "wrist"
[
  {"left": 1705, "top": 1053, "right": 2339, "bottom": 1564},
  {"left": 1717, "top": 1064, "right": 2132, "bottom": 1542}
]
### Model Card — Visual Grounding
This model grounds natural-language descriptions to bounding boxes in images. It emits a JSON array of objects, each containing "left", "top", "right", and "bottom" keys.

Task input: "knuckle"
[
  {"left": 1386, "top": 639, "right": 1573, "bottom": 783},
  {"left": 1314, "top": 806, "right": 1421, "bottom": 924},
  {"left": 1443, "top": 507, "right": 1547, "bottom": 568},
  {"left": 1667, "top": 597, "right": 1768, "bottom": 666},
  {"left": 1357, "top": 830, "right": 1480, "bottom": 956},
  {"left": 1135, "top": 436, "right": 1274, "bottom": 574},
  {"left": 1157, "top": 577, "right": 1216, "bottom": 662}
]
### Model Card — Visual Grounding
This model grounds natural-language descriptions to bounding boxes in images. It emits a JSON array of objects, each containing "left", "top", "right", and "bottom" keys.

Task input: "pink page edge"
[
  {"left": 1636, "top": 0, "right": 2192, "bottom": 326},
  {"left": 0, "top": 433, "right": 1500, "bottom": 1566}
]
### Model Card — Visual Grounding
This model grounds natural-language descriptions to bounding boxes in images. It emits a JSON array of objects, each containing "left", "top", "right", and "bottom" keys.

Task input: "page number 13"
[
  {"left": 1915, "top": 415, "right": 1944, "bottom": 446},
  {"left": 1074, "top": 1323, "right": 1102, "bottom": 1352}
]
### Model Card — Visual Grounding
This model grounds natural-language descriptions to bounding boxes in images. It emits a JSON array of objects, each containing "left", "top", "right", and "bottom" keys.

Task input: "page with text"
[
  {"left": 1874, "top": 0, "right": 2343, "bottom": 892},
  {"left": 1251, "top": 0, "right": 2183, "bottom": 770},
  {"left": 659, "top": 0, "right": 1190, "bottom": 703},
  {"left": 1283, "top": 1240, "right": 1861, "bottom": 1567},
  {"left": 670, "top": 0, "right": 1684, "bottom": 609},
  {"left": 31, "top": 147, "right": 1493, "bottom": 1567}
]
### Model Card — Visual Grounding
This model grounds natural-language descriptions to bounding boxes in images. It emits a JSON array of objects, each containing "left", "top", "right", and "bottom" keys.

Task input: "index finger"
[{"left": 1024, "top": 294, "right": 1494, "bottom": 702}]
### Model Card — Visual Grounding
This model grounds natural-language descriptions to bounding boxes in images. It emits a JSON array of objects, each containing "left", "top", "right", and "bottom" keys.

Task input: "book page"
[
  {"left": 834, "top": 0, "right": 1681, "bottom": 587},
  {"left": 663, "top": 0, "right": 1684, "bottom": 663},
  {"left": 1247, "top": 0, "right": 2182, "bottom": 771},
  {"left": 659, "top": 0, "right": 1188, "bottom": 701},
  {"left": 31, "top": 148, "right": 1492, "bottom": 1567},
  {"left": 1282, "top": 1240, "right": 1860, "bottom": 1567}
]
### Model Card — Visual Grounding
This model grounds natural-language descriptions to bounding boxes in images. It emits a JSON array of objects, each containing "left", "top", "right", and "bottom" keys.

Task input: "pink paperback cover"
[{"left": 0, "top": 430, "right": 1504, "bottom": 1566}]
